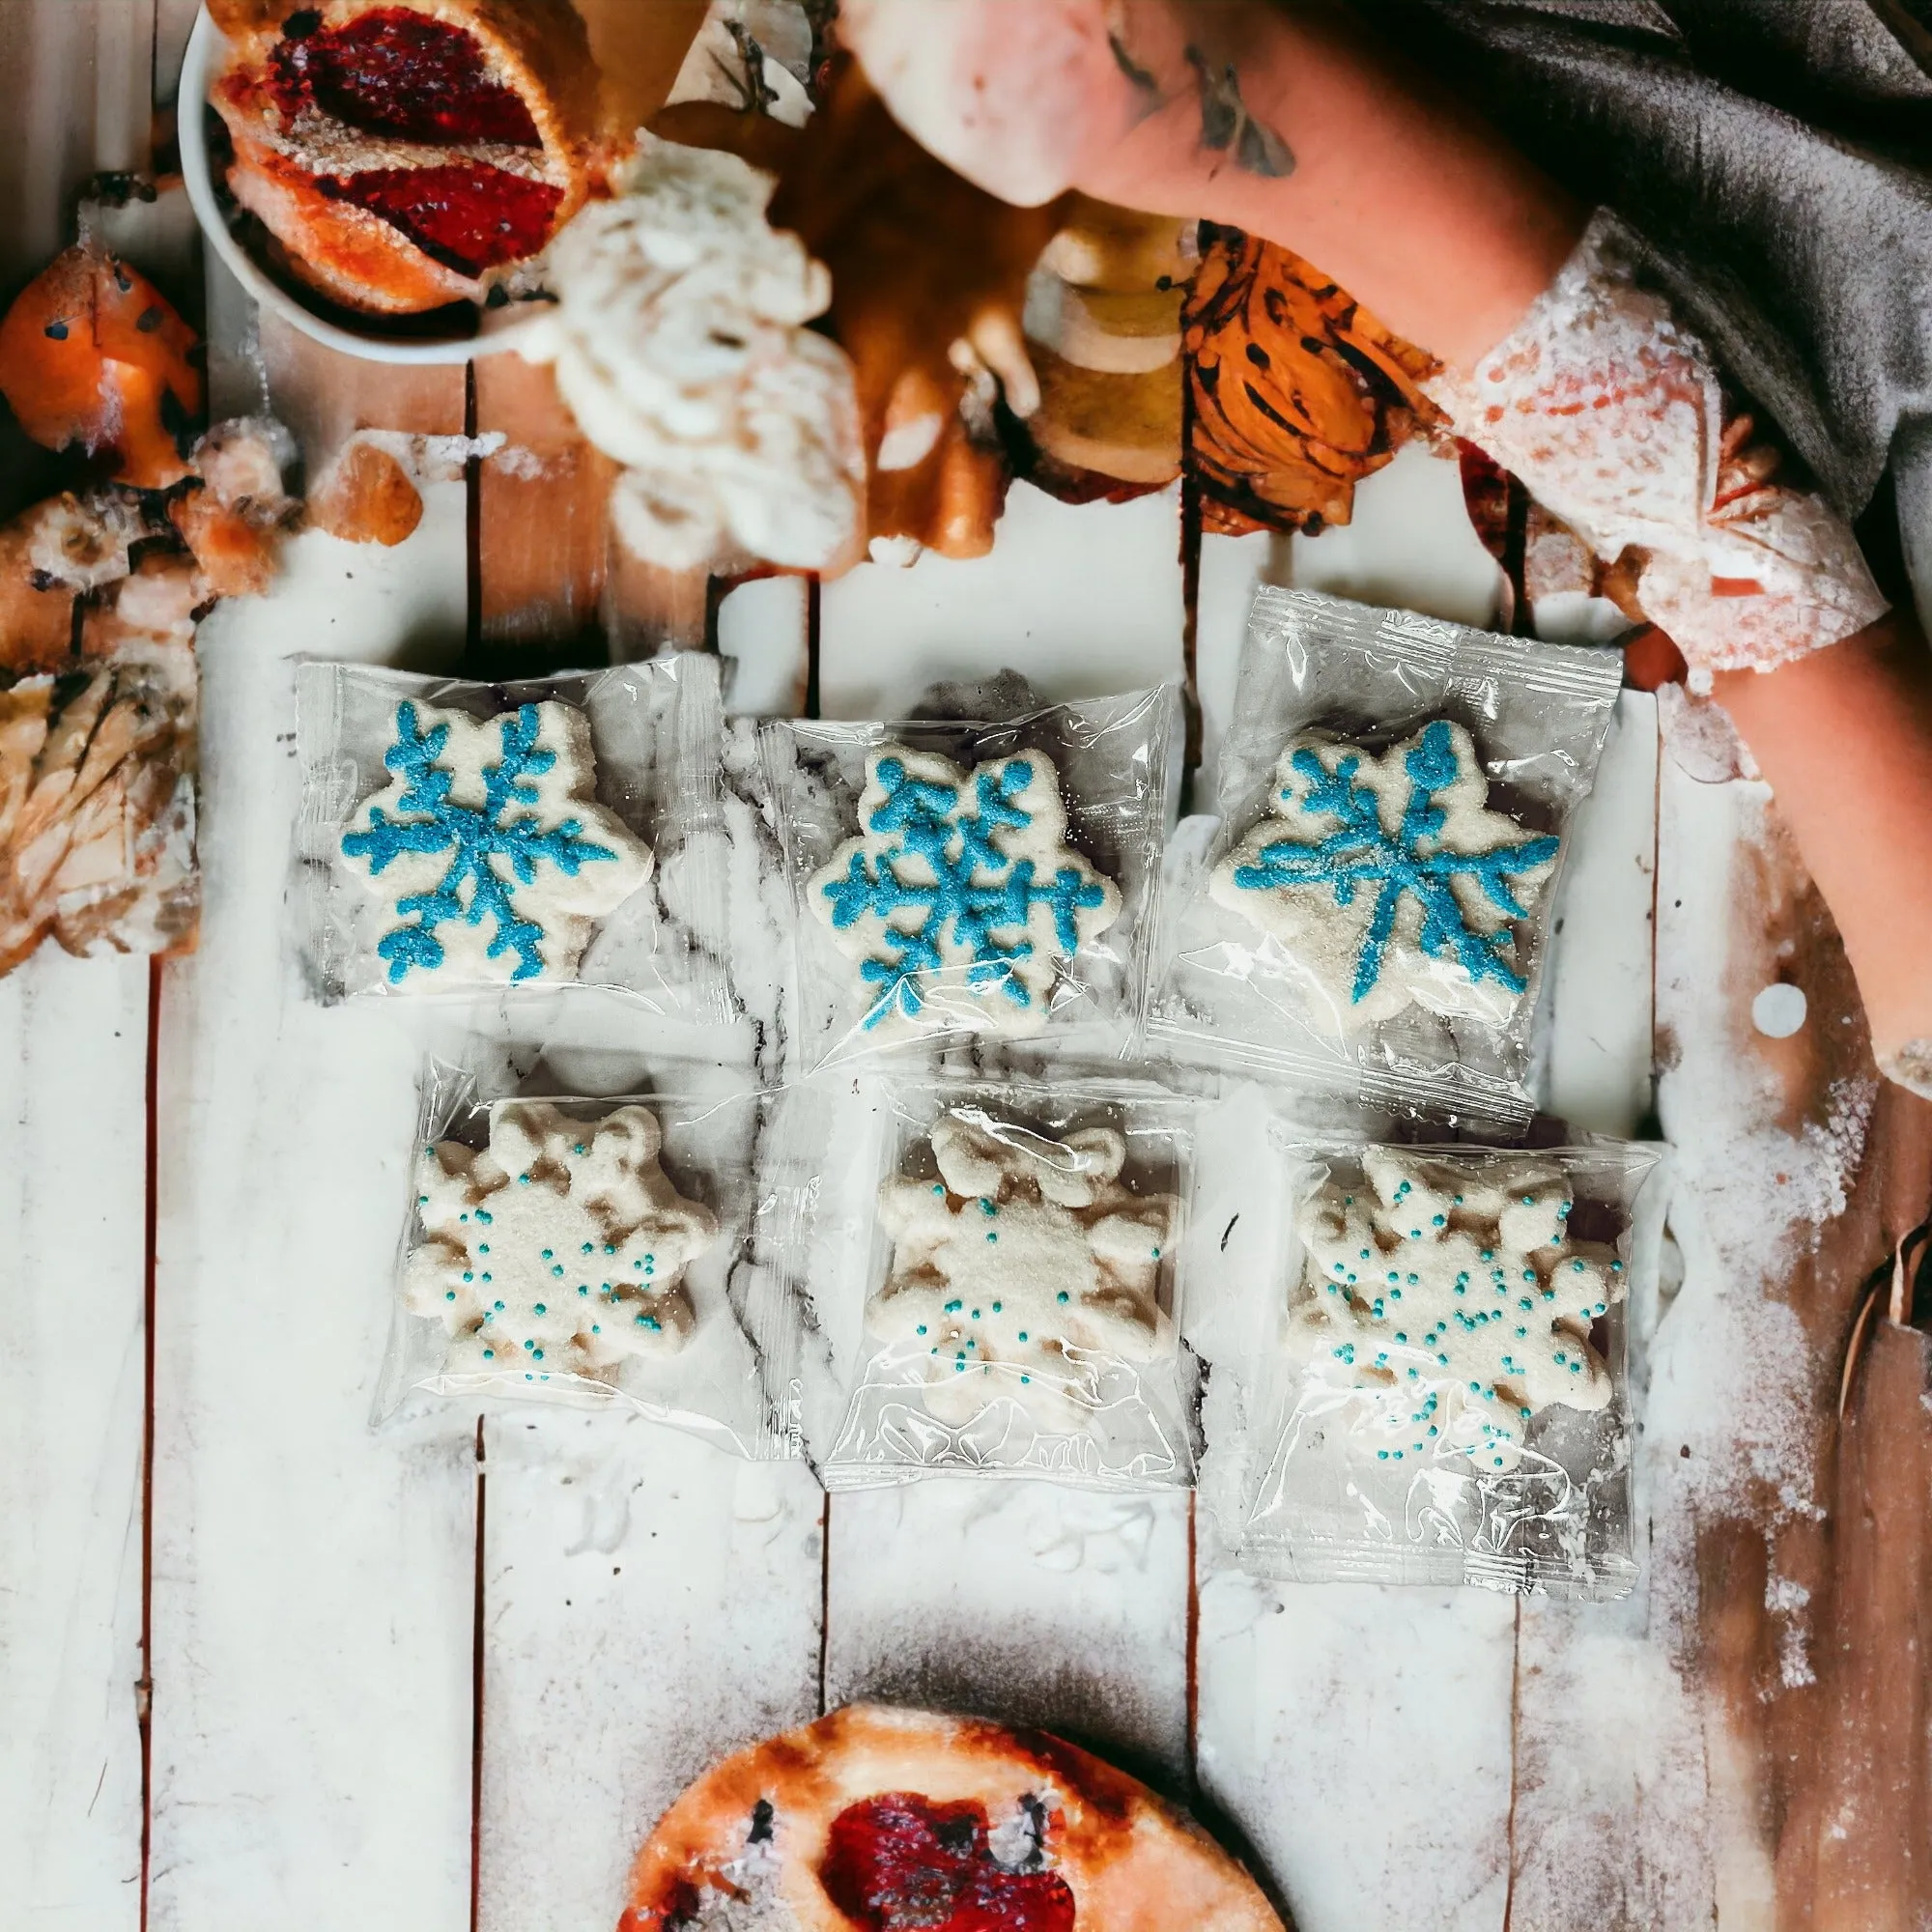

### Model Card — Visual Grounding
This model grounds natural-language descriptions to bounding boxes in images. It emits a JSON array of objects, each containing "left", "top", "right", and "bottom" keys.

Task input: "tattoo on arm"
[
  {"left": 1108, "top": 29, "right": 1162, "bottom": 94},
  {"left": 1185, "top": 44, "right": 1294, "bottom": 178}
]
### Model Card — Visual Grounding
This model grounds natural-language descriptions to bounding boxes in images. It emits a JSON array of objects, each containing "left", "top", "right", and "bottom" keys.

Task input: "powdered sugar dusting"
[{"left": 1505, "top": 749, "right": 1879, "bottom": 1924}]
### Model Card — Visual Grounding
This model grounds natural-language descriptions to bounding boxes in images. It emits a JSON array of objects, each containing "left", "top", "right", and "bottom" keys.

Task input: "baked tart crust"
[{"left": 209, "top": 0, "right": 599, "bottom": 315}]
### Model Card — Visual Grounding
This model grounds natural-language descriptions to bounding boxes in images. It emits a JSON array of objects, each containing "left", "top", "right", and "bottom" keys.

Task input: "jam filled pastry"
[
  {"left": 618, "top": 1704, "right": 1284, "bottom": 1932},
  {"left": 208, "top": 0, "right": 599, "bottom": 314}
]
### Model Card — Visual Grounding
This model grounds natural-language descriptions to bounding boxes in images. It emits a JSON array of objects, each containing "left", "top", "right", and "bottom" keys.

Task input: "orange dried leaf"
[
  {"left": 1183, "top": 230, "right": 1442, "bottom": 535},
  {"left": 0, "top": 243, "right": 202, "bottom": 488}
]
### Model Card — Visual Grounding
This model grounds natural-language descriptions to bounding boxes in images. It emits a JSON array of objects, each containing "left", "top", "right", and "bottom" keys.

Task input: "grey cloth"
[{"left": 1349, "top": 0, "right": 1932, "bottom": 634}]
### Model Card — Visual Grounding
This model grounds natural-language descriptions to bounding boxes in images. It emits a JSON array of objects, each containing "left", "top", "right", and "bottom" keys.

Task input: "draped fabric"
[{"left": 1347, "top": 0, "right": 1932, "bottom": 633}]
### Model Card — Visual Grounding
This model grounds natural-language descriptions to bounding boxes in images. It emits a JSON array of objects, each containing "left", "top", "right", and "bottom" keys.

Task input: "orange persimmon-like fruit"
[{"left": 0, "top": 243, "right": 202, "bottom": 489}]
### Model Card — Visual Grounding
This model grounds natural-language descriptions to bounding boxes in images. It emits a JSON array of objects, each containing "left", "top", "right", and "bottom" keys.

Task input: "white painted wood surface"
[
  {"left": 148, "top": 463, "right": 481, "bottom": 1932},
  {"left": 818, "top": 483, "right": 1187, "bottom": 718},
  {"left": 479, "top": 1422, "right": 823, "bottom": 1932},
  {"left": 1, "top": 958, "right": 150, "bottom": 1932}
]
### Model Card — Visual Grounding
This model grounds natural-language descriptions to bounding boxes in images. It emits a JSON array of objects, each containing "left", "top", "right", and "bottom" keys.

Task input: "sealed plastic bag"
[
  {"left": 296, "top": 655, "right": 728, "bottom": 1015},
  {"left": 1155, "top": 589, "right": 1621, "bottom": 1115},
  {"left": 813, "top": 1076, "right": 1203, "bottom": 1491},
  {"left": 375, "top": 1057, "right": 801, "bottom": 1459},
  {"left": 763, "top": 686, "right": 1178, "bottom": 1070},
  {"left": 1237, "top": 1133, "right": 1663, "bottom": 1597}
]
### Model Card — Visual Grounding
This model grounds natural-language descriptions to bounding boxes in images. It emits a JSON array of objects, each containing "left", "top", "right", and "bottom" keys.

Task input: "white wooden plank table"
[{"left": 6, "top": 9, "right": 1928, "bottom": 1930}]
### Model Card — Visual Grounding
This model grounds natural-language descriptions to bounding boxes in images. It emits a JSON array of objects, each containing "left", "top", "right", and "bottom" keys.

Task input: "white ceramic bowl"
[{"left": 178, "top": 4, "right": 542, "bottom": 365}]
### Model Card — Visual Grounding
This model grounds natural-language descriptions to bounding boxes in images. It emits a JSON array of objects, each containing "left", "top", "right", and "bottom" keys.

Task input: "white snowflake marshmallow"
[
  {"left": 340, "top": 697, "right": 652, "bottom": 988},
  {"left": 1290, "top": 1151, "right": 1626, "bottom": 1473},
  {"left": 1210, "top": 719, "right": 1557, "bottom": 1031},
  {"left": 406, "top": 1102, "right": 719, "bottom": 1383},
  {"left": 869, "top": 1112, "right": 1178, "bottom": 1431}
]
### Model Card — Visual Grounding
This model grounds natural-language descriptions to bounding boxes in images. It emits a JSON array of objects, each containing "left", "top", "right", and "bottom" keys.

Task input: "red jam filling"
[
  {"left": 317, "top": 164, "right": 561, "bottom": 275},
  {"left": 270, "top": 8, "right": 541, "bottom": 147},
  {"left": 821, "top": 1794, "right": 1075, "bottom": 1932}
]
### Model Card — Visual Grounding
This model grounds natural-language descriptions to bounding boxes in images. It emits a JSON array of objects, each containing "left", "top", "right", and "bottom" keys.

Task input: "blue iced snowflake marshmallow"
[
  {"left": 810, "top": 744, "right": 1122, "bottom": 1037},
  {"left": 1210, "top": 719, "right": 1558, "bottom": 1029},
  {"left": 339, "top": 698, "right": 654, "bottom": 988},
  {"left": 1290, "top": 1150, "right": 1624, "bottom": 1472}
]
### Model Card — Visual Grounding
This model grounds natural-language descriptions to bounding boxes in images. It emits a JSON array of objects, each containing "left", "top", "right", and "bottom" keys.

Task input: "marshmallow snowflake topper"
[
  {"left": 341, "top": 698, "right": 653, "bottom": 987},
  {"left": 1210, "top": 719, "right": 1558, "bottom": 1029},
  {"left": 1290, "top": 1151, "right": 1625, "bottom": 1472},
  {"left": 869, "top": 1112, "right": 1178, "bottom": 1430},
  {"left": 810, "top": 745, "right": 1122, "bottom": 1037},
  {"left": 406, "top": 1102, "right": 719, "bottom": 1383}
]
